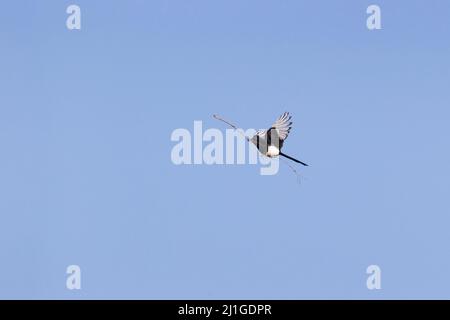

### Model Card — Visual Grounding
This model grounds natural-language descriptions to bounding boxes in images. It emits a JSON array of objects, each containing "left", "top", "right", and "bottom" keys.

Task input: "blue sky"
[{"left": 1, "top": 0, "right": 450, "bottom": 299}]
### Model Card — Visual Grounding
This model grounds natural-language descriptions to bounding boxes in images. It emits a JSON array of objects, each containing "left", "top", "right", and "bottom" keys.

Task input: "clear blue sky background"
[{"left": 1, "top": 0, "right": 450, "bottom": 299}]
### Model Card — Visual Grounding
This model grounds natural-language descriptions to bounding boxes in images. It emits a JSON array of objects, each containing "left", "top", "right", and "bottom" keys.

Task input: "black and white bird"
[
  {"left": 249, "top": 112, "right": 308, "bottom": 166},
  {"left": 213, "top": 112, "right": 308, "bottom": 166}
]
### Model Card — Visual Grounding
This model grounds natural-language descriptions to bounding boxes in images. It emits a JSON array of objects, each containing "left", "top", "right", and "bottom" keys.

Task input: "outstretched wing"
[{"left": 271, "top": 112, "right": 292, "bottom": 141}]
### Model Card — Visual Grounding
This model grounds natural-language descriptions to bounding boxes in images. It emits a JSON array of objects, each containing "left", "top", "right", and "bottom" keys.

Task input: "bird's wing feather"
[
  {"left": 250, "top": 129, "right": 266, "bottom": 145},
  {"left": 256, "top": 129, "right": 267, "bottom": 138},
  {"left": 271, "top": 112, "right": 292, "bottom": 141}
]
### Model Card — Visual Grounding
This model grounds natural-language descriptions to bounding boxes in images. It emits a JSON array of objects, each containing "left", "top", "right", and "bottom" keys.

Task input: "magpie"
[
  {"left": 213, "top": 112, "right": 308, "bottom": 166},
  {"left": 249, "top": 112, "right": 308, "bottom": 166}
]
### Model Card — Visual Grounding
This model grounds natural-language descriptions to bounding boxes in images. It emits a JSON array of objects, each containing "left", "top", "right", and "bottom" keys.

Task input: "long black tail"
[{"left": 280, "top": 152, "right": 308, "bottom": 166}]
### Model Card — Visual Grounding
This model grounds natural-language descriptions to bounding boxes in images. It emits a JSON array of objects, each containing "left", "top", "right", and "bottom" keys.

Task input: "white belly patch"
[{"left": 267, "top": 145, "right": 280, "bottom": 157}]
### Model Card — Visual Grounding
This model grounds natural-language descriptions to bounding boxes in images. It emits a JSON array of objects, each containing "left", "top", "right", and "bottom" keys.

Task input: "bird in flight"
[
  {"left": 213, "top": 112, "right": 308, "bottom": 166},
  {"left": 249, "top": 112, "right": 308, "bottom": 166}
]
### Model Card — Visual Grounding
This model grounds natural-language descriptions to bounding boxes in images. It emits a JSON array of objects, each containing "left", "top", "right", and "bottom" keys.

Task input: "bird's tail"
[{"left": 279, "top": 152, "right": 308, "bottom": 166}]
